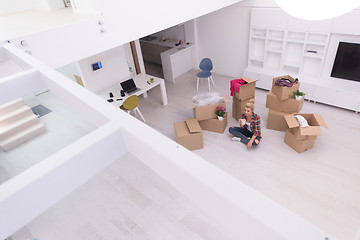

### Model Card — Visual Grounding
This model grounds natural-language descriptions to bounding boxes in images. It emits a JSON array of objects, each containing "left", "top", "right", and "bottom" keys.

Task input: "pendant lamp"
[{"left": 274, "top": 0, "right": 360, "bottom": 20}]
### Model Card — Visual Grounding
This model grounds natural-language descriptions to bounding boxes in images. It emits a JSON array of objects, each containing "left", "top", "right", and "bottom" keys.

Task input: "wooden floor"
[{"left": 6, "top": 70, "right": 360, "bottom": 240}]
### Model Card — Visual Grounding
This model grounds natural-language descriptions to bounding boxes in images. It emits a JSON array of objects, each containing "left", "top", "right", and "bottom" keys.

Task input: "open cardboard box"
[
  {"left": 174, "top": 119, "right": 203, "bottom": 150},
  {"left": 266, "top": 90, "right": 304, "bottom": 113},
  {"left": 232, "top": 76, "right": 257, "bottom": 100},
  {"left": 199, "top": 113, "right": 228, "bottom": 134},
  {"left": 284, "top": 113, "right": 328, "bottom": 140},
  {"left": 187, "top": 95, "right": 232, "bottom": 121},
  {"left": 272, "top": 75, "right": 300, "bottom": 101}
]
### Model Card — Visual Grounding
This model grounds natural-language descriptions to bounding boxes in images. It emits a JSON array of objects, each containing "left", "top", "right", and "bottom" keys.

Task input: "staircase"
[{"left": 0, "top": 98, "right": 46, "bottom": 152}]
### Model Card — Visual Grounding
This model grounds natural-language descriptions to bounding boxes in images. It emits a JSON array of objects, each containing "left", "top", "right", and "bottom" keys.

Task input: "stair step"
[
  {"left": 0, "top": 105, "right": 33, "bottom": 125},
  {"left": 0, "top": 98, "right": 25, "bottom": 115},
  {"left": 0, "top": 123, "right": 46, "bottom": 152},
  {"left": 0, "top": 114, "right": 39, "bottom": 139}
]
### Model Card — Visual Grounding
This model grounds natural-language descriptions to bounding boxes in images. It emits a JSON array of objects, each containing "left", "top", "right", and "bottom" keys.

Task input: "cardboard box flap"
[
  {"left": 299, "top": 126, "right": 322, "bottom": 136},
  {"left": 313, "top": 114, "right": 328, "bottom": 128},
  {"left": 185, "top": 119, "right": 202, "bottom": 133},
  {"left": 284, "top": 114, "right": 300, "bottom": 128},
  {"left": 242, "top": 76, "right": 258, "bottom": 84}
]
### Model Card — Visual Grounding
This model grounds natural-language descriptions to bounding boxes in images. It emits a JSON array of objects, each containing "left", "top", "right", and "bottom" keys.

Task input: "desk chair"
[
  {"left": 120, "top": 95, "right": 146, "bottom": 122},
  {"left": 197, "top": 58, "right": 214, "bottom": 91}
]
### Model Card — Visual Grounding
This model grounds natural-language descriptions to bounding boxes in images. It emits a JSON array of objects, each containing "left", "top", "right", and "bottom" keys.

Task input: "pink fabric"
[{"left": 230, "top": 79, "right": 246, "bottom": 96}]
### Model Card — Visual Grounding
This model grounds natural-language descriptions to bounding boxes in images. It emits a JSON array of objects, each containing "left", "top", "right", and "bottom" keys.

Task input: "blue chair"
[{"left": 197, "top": 58, "right": 215, "bottom": 91}]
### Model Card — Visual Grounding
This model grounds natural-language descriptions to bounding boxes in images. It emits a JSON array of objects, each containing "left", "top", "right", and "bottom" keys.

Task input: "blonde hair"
[{"left": 245, "top": 98, "right": 255, "bottom": 111}]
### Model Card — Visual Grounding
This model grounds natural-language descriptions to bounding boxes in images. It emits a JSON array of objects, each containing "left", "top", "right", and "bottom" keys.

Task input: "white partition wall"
[{"left": 77, "top": 45, "right": 130, "bottom": 93}]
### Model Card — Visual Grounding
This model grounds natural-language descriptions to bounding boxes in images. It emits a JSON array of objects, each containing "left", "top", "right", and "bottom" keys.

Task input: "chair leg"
[
  {"left": 196, "top": 77, "right": 199, "bottom": 91},
  {"left": 210, "top": 76, "right": 215, "bottom": 85},
  {"left": 135, "top": 107, "right": 146, "bottom": 122},
  {"left": 207, "top": 77, "right": 211, "bottom": 92}
]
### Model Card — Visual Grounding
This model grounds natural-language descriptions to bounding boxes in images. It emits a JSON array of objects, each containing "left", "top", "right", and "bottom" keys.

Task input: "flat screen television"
[
  {"left": 331, "top": 42, "right": 360, "bottom": 82},
  {"left": 92, "top": 62, "right": 102, "bottom": 71}
]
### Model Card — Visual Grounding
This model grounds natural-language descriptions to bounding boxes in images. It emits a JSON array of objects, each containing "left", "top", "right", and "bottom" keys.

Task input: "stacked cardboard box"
[
  {"left": 284, "top": 113, "right": 328, "bottom": 153},
  {"left": 192, "top": 96, "right": 231, "bottom": 134},
  {"left": 232, "top": 77, "right": 256, "bottom": 121},
  {"left": 266, "top": 75, "right": 302, "bottom": 131},
  {"left": 174, "top": 95, "right": 231, "bottom": 150}
]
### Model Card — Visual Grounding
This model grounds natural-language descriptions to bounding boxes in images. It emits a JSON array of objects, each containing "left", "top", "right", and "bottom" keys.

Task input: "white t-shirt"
[{"left": 245, "top": 121, "right": 251, "bottom": 132}]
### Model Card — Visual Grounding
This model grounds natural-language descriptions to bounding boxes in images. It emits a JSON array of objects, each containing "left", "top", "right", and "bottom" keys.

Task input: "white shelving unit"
[
  {"left": 246, "top": 26, "right": 330, "bottom": 101},
  {"left": 248, "top": 27, "right": 329, "bottom": 81}
]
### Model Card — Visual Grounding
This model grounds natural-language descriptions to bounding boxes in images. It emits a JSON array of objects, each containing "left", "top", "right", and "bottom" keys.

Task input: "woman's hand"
[{"left": 247, "top": 135, "right": 257, "bottom": 149}]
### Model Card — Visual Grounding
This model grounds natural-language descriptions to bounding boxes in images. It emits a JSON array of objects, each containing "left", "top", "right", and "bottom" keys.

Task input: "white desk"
[{"left": 98, "top": 73, "right": 168, "bottom": 107}]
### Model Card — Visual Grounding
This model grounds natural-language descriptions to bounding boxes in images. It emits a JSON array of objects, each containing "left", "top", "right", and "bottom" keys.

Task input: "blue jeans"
[{"left": 229, "top": 127, "right": 260, "bottom": 146}]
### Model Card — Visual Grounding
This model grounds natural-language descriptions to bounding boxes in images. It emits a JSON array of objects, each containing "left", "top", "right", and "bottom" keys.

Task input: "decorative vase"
[
  {"left": 295, "top": 95, "right": 303, "bottom": 101},
  {"left": 217, "top": 116, "right": 224, "bottom": 121}
]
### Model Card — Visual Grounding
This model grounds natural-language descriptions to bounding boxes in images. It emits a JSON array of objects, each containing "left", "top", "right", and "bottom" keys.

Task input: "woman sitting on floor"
[{"left": 229, "top": 99, "right": 261, "bottom": 149}]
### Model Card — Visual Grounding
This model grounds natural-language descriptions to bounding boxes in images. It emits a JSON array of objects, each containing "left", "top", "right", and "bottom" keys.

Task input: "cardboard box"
[
  {"left": 199, "top": 113, "right": 228, "bottom": 134},
  {"left": 267, "top": 109, "right": 289, "bottom": 132},
  {"left": 284, "top": 128, "right": 317, "bottom": 153},
  {"left": 232, "top": 97, "right": 254, "bottom": 121},
  {"left": 189, "top": 95, "right": 232, "bottom": 121},
  {"left": 174, "top": 119, "right": 203, "bottom": 150},
  {"left": 284, "top": 113, "right": 328, "bottom": 140},
  {"left": 272, "top": 75, "right": 300, "bottom": 101},
  {"left": 232, "top": 76, "right": 257, "bottom": 100},
  {"left": 266, "top": 90, "right": 304, "bottom": 113}
]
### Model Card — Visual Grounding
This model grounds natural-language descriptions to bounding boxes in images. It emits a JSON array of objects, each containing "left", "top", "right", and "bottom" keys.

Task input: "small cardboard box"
[
  {"left": 189, "top": 95, "right": 232, "bottom": 121},
  {"left": 199, "top": 113, "right": 228, "bottom": 134},
  {"left": 232, "top": 76, "right": 256, "bottom": 100},
  {"left": 284, "top": 113, "right": 328, "bottom": 140},
  {"left": 232, "top": 97, "right": 254, "bottom": 121},
  {"left": 267, "top": 109, "right": 289, "bottom": 132},
  {"left": 272, "top": 75, "right": 300, "bottom": 101},
  {"left": 266, "top": 90, "right": 304, "bottom": 113},
  {"left": 174, "top": 119, "right": 203, "bottom": 150},
  {"left": 284, "top": 128, "right": 317, "bottom": 153}
]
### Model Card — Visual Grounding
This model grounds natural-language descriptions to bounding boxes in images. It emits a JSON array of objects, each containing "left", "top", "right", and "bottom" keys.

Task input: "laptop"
[{"left": 120, "top": 78, "right": 141, "bottom": 94}]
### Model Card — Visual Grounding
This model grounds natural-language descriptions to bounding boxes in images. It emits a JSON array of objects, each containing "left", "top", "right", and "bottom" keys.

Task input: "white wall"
[
  {"left": 56, "top": 62, "right": 82, "bottom": 83},
  {"left": 72, "top": 0, "right": 99, "bottom": 15},
  {"left": 193, "top": 0, "right": 279, "bottom": 78},
  {"left": 0, "top": 0, "right": 41, "bottom": 14},
  {"left": 0, "top": 0, "right": 65, "bottom": 14},
  {"left": 196, "top": 5, "right": 252, "bottom": 78},
  {"left": 78, "top": 44, "right": 130, "bottom": 93}
]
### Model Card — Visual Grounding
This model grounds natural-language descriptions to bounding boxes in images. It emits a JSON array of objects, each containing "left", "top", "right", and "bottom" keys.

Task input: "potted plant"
[
  {"left": 215, "top": 106, "right": 226, "bottom": 120},
  {"left": 293, "top": 90, "right": 305, "bottom": 101}
]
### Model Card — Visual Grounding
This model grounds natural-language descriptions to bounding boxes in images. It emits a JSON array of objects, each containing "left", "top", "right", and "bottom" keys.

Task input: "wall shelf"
[{"left": 247, "top": 26, "right": 329, "bottom": 89}]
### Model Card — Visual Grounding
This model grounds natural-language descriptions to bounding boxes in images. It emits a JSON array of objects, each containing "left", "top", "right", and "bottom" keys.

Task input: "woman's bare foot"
[{"left": 254, "top": 139, "right": 259, "bottom": 144}]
